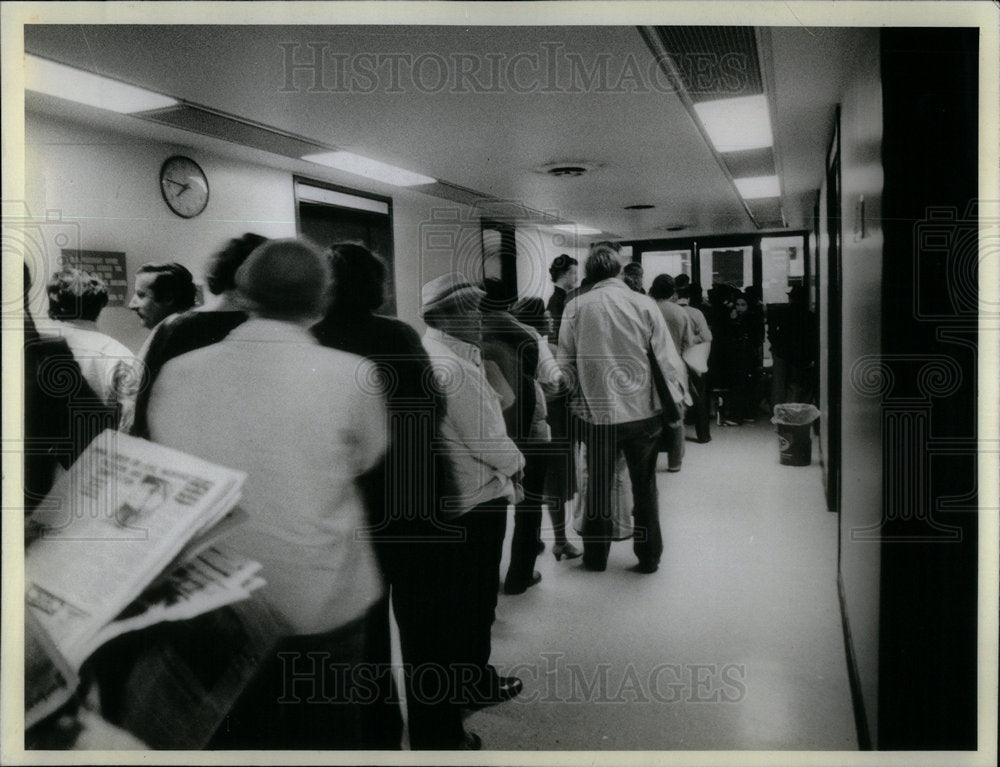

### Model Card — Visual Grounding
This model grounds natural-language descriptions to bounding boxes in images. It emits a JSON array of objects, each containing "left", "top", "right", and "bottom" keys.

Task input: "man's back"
[
  {"left": 559, "top": 278, "right": 682, "bottom": 424},
  {"left": 656, "top": 299, "right": 692, "bottom": 354},
  {"left": 148, "top": 317, "right": 386, "bottom": 635}
]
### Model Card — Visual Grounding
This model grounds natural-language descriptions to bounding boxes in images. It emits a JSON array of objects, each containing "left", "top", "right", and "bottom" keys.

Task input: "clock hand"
[{"left": 164, "top": 178, "right": 187, "bottom": 190}]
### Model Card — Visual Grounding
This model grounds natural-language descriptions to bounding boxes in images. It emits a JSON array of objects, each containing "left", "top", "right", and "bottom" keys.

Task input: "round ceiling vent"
[
  {"left": 661, "top": 223, "right": 688, "bottom": 232},
  {"left": 534, "top": 161, "right": 602, "bottom": 178},
  {"left": 624, "top": 204, "right": 656, "bottom": 210}
]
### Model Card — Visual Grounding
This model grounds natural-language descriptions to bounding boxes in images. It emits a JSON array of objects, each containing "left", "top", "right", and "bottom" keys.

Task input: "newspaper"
[
  {"left": 25, "top": 609, "right": 79, "bottom": 730},
  {"left": 26, "top": 430, "right": 250, "bottom": 670},
  {"left": 78, "top": 547, "right": 265, "bottom": 661}
]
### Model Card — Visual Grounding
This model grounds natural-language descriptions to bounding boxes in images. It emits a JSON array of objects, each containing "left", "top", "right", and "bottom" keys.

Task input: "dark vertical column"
[{"left": 876, "top": 26, "right": 979, "bottom": 749}]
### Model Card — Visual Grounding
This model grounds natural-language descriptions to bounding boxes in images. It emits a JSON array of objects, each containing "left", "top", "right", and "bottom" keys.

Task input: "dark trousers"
[
  {"left": 505, "top": 452, "right": 547, "bottom": 589},
  {"left": 727, "top": 368, "right": 757, "bottom": 421},
  {"left": 448, "top": 498, "right": 509, "bottom": 686},
  {"left": 581, "top": 415, "right": 663, "bottom": 569},
  {"left": 689, "top": 371, "right": 712, "bottom": 441},
  {"left": 208, "top": 617, "right": 367, "bottom": 750},
  {"left": 369, "top": 526, "right": 469, "bottom": 750},
  {"left": 359, "top": 596, "right": 403, "bottom": 749},
  {"left": 664, "top": 410, "right": 685, "bottom": 469}
]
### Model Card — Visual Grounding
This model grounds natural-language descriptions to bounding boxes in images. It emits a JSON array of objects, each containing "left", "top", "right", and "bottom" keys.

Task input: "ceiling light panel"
[
  {"left": 25, "top": 54, "right": 178, "bottom": 113},
  {"left": 694, "top": 94, "right": 774, "bottom": 153},
  {"left": 733, "top": 175, "right": 781, "bottom": 199},
  {"left": 553, "top": 224, "right": 603, "bottom": 235}
]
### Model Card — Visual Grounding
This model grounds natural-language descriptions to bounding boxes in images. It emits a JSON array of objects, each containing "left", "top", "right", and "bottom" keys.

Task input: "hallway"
[{"left": 468, "top": 419, "right": 858, "bottom": 751}]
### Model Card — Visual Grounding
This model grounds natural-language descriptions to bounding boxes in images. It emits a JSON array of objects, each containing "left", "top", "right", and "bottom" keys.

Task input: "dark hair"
[
  {"left": 585, "top": 243, "right": 622, "bottom": 283},
  {"left": 622, "top": 263, "right": 644, "bottom": 293},
  {"left": 674, "top": 273, "right": 691, "bottom": 290},
  {"left": 326, "top": 243, "right": 388, "bottom": 314},
  {"left": 47, "top": 268, "right": 109, "bottom": 321},
  {"left": 549, "top": 254, "right": 578, "bottom": 282},
  {"left": 480, "top": 277, "right": 514, "bottom": 312},
  {"left": 788, "top": 284, "right": 808, "bottom": 303},
  {"left": 204, "top": 233, "right": 267, "bottom": 295},
  {"left": 509, "top": 296, "right": 547, "bottom": 333},
  {"left": 235, "top": 238, "right": 330, "bottom": 320},
  {"left": 136, "top": 263, "right": 196, "bottom": 310},
  {"left": 648, "top": 274, "right": 675, "bottom": 301}
]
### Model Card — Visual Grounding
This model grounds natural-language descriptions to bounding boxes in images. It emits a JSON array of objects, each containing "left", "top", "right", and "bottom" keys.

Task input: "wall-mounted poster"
[{"left": 60, "top": 249, "right": 128, "bottom": 306}]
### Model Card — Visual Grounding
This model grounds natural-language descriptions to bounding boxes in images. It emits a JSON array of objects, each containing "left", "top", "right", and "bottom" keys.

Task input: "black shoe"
[
  {"left": 632, "top": 561, "right": 659, "bottom": 574},
  {"left": 459, "top": 732, "right": 482, "bottom": 750},
  {"left": 503, "top": 571, "right": 542, "bottom": 595},
  {"left": 466, "top": 672, "right": 523, "bottom": 709}
]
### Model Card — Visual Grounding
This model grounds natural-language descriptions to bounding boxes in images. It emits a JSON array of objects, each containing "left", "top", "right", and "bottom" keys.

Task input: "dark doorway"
[
  {"left": 824, "top": 112, "right": 843, "bottom": 514},
  {"left": 295, "top": 178, "right": 396, "bottom": 316},
  {"left": 481, "top": 220, "right": 518, "bottom": 304}
]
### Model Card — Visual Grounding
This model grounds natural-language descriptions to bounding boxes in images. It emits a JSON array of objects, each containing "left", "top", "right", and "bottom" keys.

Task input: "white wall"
[
  {"left": 24, "top": 111, "right": 482, "bottom": 351},
  {"left": 515, "top": 225, "right": 587, "bottom": 301},
  {"left": 827, "top": 29, "right": 885, "bottom": 744}
]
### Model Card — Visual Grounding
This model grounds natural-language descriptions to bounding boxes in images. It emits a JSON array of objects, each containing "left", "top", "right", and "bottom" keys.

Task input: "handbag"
[
  {"left": 571, "top": 441, "right": 634, "bottom": 541},
  {"left": 682, "top": 342, "right": 711, "bottom": 376},
  {"left": 647, "top": 343, "right": 683, "bottom": 424}
]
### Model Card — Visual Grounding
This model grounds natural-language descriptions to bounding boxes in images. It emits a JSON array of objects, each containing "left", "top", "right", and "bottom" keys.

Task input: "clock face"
[{"left": 160, "top": 155, "right": 209, "bottom": 218}]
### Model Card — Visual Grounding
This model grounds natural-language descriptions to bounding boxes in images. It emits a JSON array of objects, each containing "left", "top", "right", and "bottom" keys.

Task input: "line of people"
[{"left": 25, "top": 235, "right": 697, "bottom": 750}]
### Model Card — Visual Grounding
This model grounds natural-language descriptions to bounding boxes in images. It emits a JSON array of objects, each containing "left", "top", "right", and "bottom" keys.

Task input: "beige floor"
[{"left": 463, "top": 419, "right": 858, "bottom": 752}]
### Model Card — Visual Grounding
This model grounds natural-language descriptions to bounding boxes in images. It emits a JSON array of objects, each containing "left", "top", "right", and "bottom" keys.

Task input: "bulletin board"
[{"left": 60, "top": 249, "right": 128, "bottom": 306}]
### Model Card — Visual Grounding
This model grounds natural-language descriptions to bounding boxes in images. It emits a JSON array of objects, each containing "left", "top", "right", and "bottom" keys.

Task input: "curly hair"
[{"left": 47, "top": 268, "right": 109, "bottom": 321}]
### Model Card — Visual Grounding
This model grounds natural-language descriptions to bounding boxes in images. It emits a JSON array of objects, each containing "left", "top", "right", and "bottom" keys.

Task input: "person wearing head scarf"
[{"left": 420, "top": 272, "right": 526, "bottom": 715}]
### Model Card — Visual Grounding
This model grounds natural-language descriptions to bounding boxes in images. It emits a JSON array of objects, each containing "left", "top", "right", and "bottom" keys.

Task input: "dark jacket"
[
  {"left": 546, "top": 286, "right": 568, "bottom": 343},
  {"left": 479, "top": 310, "right": 539, "bottom": 446},
  {"left": 312, "top": 310, "right": 455, "bottom": 536}
]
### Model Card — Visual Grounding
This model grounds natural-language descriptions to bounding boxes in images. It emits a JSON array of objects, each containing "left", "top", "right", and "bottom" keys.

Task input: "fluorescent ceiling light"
[
  {"left": 733, "top": 175, "right": 781, "bottom": 200},
  {"left": 553, "top": 224, "right": 602, "bottom": 235},
  {"left": 693, "top": 94, "right": 773, "bottom": 153},
  {"left": 301, "top": 151, "right": 435, "bottom": 187},
  {"left": 25, "top": 54, "right": 178, "bottom": 113}
]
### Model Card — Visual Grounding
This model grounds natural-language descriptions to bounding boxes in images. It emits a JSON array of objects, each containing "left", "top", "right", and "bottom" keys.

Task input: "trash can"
[{"left": 771, "top": 404, "right": 820, "bottom": 466}]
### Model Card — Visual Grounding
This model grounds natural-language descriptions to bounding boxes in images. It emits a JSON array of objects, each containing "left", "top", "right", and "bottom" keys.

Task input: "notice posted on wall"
[{"left": 60, "top": 249, "right": 128, "bottom": 306}]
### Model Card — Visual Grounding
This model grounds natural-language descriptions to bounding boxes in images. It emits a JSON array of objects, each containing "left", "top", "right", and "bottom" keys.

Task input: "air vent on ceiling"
[
  {"left": 535, "top": 161, "right": 601, "bottom": 178},
  {"left": 138, "top": 103, "right": 328, "bottom": 159},
  {"left": 661, "top": 223, "right": 688, "bottom": 232},
  {"left": 624, "top": 204, "right": 656, "bottom": 210},
  {"left": 549, "top": 166, "right": 588, "bottom": 178}
]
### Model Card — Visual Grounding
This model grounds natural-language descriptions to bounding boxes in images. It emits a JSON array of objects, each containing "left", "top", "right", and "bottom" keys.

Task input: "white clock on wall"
[{"left": 159, "top": 155, "right": 209, "bottom": 218}]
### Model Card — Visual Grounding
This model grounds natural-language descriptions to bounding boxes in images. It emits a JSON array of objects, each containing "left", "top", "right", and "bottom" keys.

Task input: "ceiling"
[{"left": 23, "top": 24, "right": 868, "bottom": 241}]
